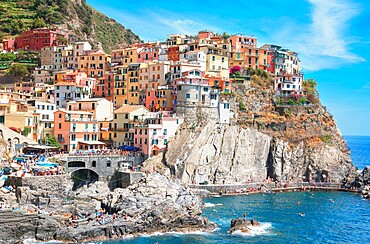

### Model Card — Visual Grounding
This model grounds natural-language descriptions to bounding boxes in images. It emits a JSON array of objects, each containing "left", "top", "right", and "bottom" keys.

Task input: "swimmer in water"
[
  {"left": 330, "top": 199, "right": 335, "bottom": 203},
  {"left": 297, "top": 212, "right": 305, "bottom": 217}
]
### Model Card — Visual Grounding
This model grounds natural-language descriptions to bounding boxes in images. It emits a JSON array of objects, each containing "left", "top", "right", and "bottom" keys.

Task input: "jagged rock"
[
  {"left": 151, "top": 120, "right": 356, "bottom": 184},
  {"left": 228, "top": 218, "right": 260, "bottom": 234}
]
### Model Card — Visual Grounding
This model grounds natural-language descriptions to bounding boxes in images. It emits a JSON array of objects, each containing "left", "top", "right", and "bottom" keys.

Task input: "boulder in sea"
[{"left": 228, "top": 218, "right": 260, "bottom": 234}]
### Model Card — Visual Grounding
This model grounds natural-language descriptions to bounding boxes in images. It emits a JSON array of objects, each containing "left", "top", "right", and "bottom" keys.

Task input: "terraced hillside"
[{"left": 0, "top": 0, "right": 141, "bottom": 52}]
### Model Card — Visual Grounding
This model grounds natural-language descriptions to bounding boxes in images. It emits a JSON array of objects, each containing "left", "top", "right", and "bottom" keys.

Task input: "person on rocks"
[
  {"left": 243, "top": 212, "right": 247, "bottom": 220},
  {"left": 113, "top": 213, "right": 117, "bottom": 223}
]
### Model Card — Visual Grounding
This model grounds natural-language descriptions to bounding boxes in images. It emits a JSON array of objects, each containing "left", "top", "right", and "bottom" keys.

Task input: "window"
[
  {"left": 71, "top": 134, "right": 76, "bottom": 141},
  {"left": 153, "top": 129, "right": 157, "bottom": 135},
  {"left": 92, "top": 161, "right": 96, "bottom": 167},
  {"left": 106, "top": 161, "right": 111, "bottom": 167},
  {"left": 58, "top": 123, "right": 62, "bottom": 129},
  {"left": 224, "top": 103, "right": 229, "bottom": 109},
  {"left": 58, "top": 114, "right": 62, "bottom": 118},
  {"left": 186, "top": 94, "right": 190, "bottom": 99},
  {"left": 164, "top": 139, "right": 168, "bottom": 145},
  {"left": 163, "top": 129, "right": 167, "bottom": 135}
]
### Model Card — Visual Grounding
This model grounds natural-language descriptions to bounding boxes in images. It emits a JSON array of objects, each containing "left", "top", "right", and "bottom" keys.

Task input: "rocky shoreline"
[
  {"left": 0, "top": 166, "right": 369, "bottom": 243},
  {"left": 0, "top": 173, "right": 215, "bottom": 243}
]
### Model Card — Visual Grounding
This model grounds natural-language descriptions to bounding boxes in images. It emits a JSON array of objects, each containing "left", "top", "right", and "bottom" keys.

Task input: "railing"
[{"left": 58, "top": 137, "right": 65, "bottom": 143}]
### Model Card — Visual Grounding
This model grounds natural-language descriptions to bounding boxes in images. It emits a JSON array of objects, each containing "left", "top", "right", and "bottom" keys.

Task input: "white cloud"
[{"left": 280, "top": 0, "right": 364, "bottom": 71}]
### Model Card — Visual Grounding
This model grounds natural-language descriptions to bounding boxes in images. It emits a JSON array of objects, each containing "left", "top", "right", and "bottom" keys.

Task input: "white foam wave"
[
  {"left": 167, "top": 230, "right": 212, "bottom": 236},
  {"left": 231, "top": 222, "right": 273, "bottom": 237},
  {"left": 204, "top": 202, "right": 223, "bottom": 207},
  {"left": 204, "top": 202, "right": 216, "bottom": 207}
]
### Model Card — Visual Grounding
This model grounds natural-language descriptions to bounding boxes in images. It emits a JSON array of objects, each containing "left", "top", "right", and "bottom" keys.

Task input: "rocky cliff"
[{"left": 144, "top": 73, "right": 357, "bottom": 185}]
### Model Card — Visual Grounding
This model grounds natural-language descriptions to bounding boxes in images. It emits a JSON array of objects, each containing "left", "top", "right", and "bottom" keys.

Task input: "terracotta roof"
[{"left": 114, "top": 105, "right": 146, "bottom": 114}]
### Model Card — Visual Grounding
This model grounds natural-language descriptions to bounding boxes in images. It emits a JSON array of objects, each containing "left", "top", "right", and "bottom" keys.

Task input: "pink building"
[
  {"left": 228, "top": 35, "right": 257, "bottom": 52},
  {"left": 2, "top": 39, "right": 15, "bottom": 52},
  {"left": 137, "top": 46, "right": 159, "bottom": 62},
  {"left": 134, "top": 112, "right": 183, "bottom": 158}
]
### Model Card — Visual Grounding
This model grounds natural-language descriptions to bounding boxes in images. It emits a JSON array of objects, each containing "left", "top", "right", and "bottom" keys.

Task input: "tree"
[
  {"left": 43, "top": 136, "right": 61, "bottom": 148},
  {"left": 31, "top": 17, "right": 47, "bottom": 29},
  {"left": 7, "top": 63, "right": 29, "bottom": 77},
  {"left": 21, "top": 127, "right": 31, "bottom": 137},
  {"left": 302, "top": 78, "right": 319, "bottom": 104},
  {"left": 57, "top": 35, "right": 68, "bottom": 45}
]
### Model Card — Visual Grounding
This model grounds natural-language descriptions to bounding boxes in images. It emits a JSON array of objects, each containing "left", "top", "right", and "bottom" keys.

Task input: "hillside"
[{"left": 0, "top": 0, "right": 141, "bottom": 52}]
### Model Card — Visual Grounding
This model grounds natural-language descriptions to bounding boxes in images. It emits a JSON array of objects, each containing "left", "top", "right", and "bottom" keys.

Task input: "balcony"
[{"left": 58, "top": 137, "right": 65, "bottom": 143}]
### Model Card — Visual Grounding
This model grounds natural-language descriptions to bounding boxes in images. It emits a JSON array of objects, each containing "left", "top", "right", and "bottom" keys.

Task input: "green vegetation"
[
  {"left": 239, "top": 101, "right": 246, "bottom": 111},
  {"left": 7, "top": 63, "right": 29, "bottom": 77},
  {"left": 321, "top": 134, "right": 332, "bottom": 144},
  {"left": 43, "top": 136, "right": 61, "bottom": 148},
  {"left": 0, "top": 0, "right": 141, "bottom": 52},
  {"left": 275, "top": 95, "right": 311, "bottom": 106},
  {"left": 0, "top": 52, "right": 16, "bottom": 61},
  {"left": 21, "top": 127, "right": 31, "bottom": 137},
  {"left": 302, "top": 78, "right": 319, "bottom": 104}
]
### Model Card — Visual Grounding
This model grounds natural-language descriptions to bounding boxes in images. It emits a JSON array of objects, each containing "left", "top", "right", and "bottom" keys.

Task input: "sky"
[{"left": 87, "top": 0, "right": 370, "bottom": 135}]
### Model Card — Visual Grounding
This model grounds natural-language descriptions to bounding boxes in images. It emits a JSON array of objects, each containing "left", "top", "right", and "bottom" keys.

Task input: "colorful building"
[
  {"left": 15, "top": 28, "right": 69, "bottom": 51},
  {"left": 274, "top": 73, "right": 304, "bottom": 96},
  {"left": 54, "top": 109, "right": 103, "bottom": 152},
  {"left": 2, "top": 38, "right": 15, "bottom": 52},
  {"left": 134, "top": 111, "right": 183, "bottom": 158},
  {"left": 112, "top": 105, "right": 149, "bottom": 148}
]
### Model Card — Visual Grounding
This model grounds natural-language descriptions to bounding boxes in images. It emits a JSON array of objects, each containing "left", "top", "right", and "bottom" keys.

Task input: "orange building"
[
  {"left": 228, "top": 35, "right": 257, "bottom": 51},
  {"left": 54, "top": 109, "right": 104, "bottom": 152}
]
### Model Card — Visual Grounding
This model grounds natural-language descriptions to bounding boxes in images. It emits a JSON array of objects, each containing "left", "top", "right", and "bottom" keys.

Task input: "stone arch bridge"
[{"left": 63, "top": 155, "right": 144, "bottom": 180}]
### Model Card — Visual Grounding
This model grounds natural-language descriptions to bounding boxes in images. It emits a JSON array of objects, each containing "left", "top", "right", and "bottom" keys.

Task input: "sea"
[{"left": 99, "top": 136, "right": 370, "bottom": 243}]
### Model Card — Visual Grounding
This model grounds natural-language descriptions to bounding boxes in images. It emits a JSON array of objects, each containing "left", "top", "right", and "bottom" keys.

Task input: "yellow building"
[
  {"left": 98, "top": 119, "right": 114, "bottom": 148},
  {"left": 205, "top": 50, "right": 229, "bottom": 81},
  {"left": 0, "top": 99, "right": 36, "bottom": 140},
  {"left": 112, "top": 63, "right": 140, "bottom": 106},
  {"left": 78, "top": 50, "right": 111, "bottom": 85},
  {"left": 112, "top": 105, "right": 148, "bottom": 148},
  {"left": 111, "top": 47, "right": 138, "bottom": 65}
]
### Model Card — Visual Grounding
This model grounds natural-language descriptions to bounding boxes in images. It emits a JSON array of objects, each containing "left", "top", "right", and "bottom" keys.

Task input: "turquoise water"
[
  {"left": 104, "top": 192, "right": 370, "bottom": 244},
  {"left": 99, "top": 136, "right": 370, "bottom": 243}
]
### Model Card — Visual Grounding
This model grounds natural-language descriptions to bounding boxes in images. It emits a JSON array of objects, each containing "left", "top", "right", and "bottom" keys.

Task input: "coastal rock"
[
  {"left": 228, "top": 218, "right": 260, "bottom": 234},
  {"left": 0, "top": 173, "right": 215, "bottom": 243},
  {"left": 147, "top": 120, "right": 356, "bottom": 184}
]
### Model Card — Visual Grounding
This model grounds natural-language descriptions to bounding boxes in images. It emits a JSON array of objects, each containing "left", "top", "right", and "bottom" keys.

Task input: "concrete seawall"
[{"left": 188, "top": 182, "right": 355, "bottom": 194}]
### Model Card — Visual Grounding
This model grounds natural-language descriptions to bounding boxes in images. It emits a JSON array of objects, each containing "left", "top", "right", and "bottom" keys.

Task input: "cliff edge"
[{"left": 144, "top": 72, "right": 357, "bottom": 184}]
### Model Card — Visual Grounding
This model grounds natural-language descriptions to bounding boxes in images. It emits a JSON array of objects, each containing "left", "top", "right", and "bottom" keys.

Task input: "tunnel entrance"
[{"left": 71, "top": 169, "right": 99, "bottom": 190}]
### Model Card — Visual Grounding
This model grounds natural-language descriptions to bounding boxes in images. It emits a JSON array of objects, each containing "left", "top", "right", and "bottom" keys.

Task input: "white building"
[
  {"left": 35, "top": 101, "right": 56, "bottom": 142},
  {"left": 274, "top": 74, "right": 304, "bottom": 96},
  {"left": 54, "top": 83, "right": 88, "bottom": 109}
]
